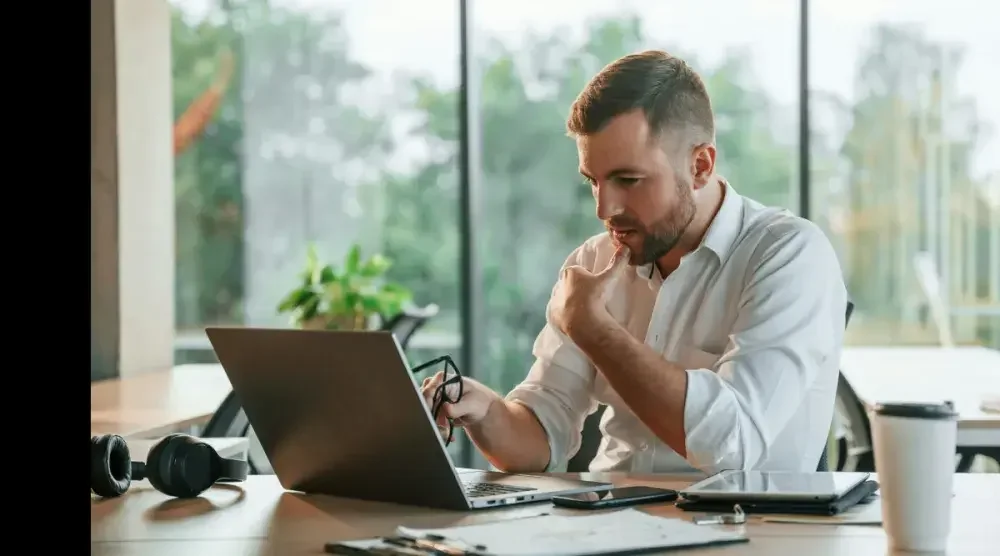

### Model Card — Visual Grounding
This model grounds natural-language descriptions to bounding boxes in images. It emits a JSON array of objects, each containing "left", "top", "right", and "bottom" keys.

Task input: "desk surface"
[
  {"left": 91, "top": 364, "right": 232, "bottom": 438},
  {"left": 91, "top": 472, "right": 999, "bottom": 555},
  {"left": 841, "top": 346, "right": 1000, "bottom": 429}
]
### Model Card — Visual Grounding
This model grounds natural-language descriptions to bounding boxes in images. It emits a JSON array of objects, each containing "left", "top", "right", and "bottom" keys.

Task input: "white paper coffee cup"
[{"left": 870, "top": 401, "right": 958, "bottom": 552}]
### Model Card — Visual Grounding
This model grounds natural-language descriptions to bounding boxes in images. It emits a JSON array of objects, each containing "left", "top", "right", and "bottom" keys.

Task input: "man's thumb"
[{"left": 597, "top": 247, "right": 630, "bottom": 279}]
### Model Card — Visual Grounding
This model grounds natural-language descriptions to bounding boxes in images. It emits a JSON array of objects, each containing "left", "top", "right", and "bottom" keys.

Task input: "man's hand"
[
  {"left": 420, "top": 372, "right": 502, "bottom": 441},
  {"left": 550, "top": 246, "right": 630, "bottom": 342}
]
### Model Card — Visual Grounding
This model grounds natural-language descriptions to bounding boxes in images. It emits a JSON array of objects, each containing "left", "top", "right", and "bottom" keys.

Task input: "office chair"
[
  {"left": 833, "top": 372, "right": 874, "bottom": 471},
  {"left": 382, "top": 304, "right": 440, "bottom": 348},
  {"left": 567, "top": 406, "right": 606, "bottom": 473},
  {"left": 831, "top": 300, "right": 875, "bottom": 471},
  {"left": 202, "top": 391, "right": 250, "bottom": 439},
  {"left": 200, "top": 390, "right": 257, "bottom": 473}
]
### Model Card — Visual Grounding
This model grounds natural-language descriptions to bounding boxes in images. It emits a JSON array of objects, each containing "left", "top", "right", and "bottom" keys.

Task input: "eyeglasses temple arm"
[{"left": 410, "top": 355, "right": 452, "bottom": 375}]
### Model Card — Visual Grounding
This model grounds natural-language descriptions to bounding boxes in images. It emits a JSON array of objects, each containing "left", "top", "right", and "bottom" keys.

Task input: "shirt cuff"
[
  {"left": 683, "top": 368, "right": 743, "bottom": 473},
  {"left": 505, "top": 386, "right": 570, "bottom": 472}
]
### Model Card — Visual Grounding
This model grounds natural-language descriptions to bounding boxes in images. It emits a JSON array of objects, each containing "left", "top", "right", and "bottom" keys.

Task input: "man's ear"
[{"left": 689, "top": 143, "right": 716, "bottom": 190}]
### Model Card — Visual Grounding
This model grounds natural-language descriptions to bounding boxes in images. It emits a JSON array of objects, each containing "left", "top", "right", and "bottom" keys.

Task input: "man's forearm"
[
  {"left": 572, "top": 318, "right": 689, "bottom": 457},
  {"left": 465, "top": 400, "right": 551, "bottom": 473}
]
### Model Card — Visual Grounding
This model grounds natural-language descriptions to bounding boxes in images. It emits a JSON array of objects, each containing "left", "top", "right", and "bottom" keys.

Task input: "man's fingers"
[
  {"left": 561, "top": 264, "right": 586, "bottom": 281},
  {"left": 421, "top": 372, "right": 444, "bottom": 406},
  {"left": 597, "top": 247, "right": 630, "bottom": 278},
  {"left": 422, "top": 371, "right": 444, "bottom": 387}
]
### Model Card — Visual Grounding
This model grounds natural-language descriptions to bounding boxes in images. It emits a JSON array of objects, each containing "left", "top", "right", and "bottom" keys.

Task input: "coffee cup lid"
[{"left": 872, "top": 401, "right": 958, "bottom": 420}]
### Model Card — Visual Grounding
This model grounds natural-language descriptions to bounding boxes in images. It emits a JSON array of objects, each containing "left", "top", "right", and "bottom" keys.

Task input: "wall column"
[{"left": 91, "top": 0, "right": 174, "bottom": 381}]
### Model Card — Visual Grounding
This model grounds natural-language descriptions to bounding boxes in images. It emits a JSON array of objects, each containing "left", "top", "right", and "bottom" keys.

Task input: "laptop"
[{"left": 205, "top": 327, "right": 612, "bottom": 510}]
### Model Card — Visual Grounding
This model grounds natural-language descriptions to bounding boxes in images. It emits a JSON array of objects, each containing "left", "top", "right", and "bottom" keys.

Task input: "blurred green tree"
[
  {"left": 172, "top": 0, "right": 391, "bottom": 330},
  {"left": 817, "top": 24, "right": 996, "bottom": 347}
]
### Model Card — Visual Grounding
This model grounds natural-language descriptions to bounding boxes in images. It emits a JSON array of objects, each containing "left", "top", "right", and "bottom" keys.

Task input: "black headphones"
[{"left": 90, "top": 433, "right": 249, "bottom": 499}]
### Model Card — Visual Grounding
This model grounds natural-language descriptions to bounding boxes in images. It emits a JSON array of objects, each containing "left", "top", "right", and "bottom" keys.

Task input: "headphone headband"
[{"left": 218, "top": 456, "right": 249, "bottom": 483}]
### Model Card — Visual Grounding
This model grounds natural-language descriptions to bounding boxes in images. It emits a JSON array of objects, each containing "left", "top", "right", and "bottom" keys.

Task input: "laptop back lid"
[{"left": 206, "top": 327, "right": 469, "bottom": 509}]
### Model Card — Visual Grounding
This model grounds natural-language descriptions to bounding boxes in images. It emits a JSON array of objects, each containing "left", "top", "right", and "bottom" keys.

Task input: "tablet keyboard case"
[{"left": 675, "top": 479, "right": 879, "bottom": 516}]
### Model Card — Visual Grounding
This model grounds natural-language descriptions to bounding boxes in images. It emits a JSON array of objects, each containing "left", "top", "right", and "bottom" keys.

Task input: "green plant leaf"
[
  {"left": 361, "top": 295, "right": 382, "bottom": 313},
  {"left": 299, "top": 295, "right": 320, "bottom": 322},
  {"left": 343, "top": 291, "right": 362, "bottom": 314},
  {"left": 278, "top": 242, "right": 416, "bottom": 325},
  {"left": 305, "top": 243, "right": 319, "bottom": 280},
  {"left": 344, "top": 244, "right": 361, "bottom": 274},
  {"left": 380, "top": 282, "right": 409, "bottom": 295},
  {"left": 359, "top": 253, "right": 391, "bottom": 277},
  {"left": 318, "top": 264, "right": 337, "bottom": 284},
  {"left": 277, "top": 287, "right": 315, "bottom": 313},
  {"left": 325, "top": 281, "right": 344, "bottom": 302}
]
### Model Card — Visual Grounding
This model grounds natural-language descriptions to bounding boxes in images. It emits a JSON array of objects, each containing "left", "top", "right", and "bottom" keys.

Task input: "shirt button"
[{"left": 639, "top": 443, "right": 649, "bottom": 451}]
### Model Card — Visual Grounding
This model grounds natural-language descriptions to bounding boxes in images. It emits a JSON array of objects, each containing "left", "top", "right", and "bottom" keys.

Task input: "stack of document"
[{"left": 326, "top": 508, "right": 748, "bottom": 555}]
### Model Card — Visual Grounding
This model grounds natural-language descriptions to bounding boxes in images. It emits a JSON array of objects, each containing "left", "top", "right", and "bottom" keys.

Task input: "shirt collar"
[
  {"left": 699, "top": 179, "right": 743, "bottom": 265},
  {"left": 633, "top": 180, "right": 744, "bottom": 281}
]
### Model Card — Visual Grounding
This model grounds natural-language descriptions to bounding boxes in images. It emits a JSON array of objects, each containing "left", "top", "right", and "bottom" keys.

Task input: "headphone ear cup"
[
  {"left": 90, "top": 435, "right": 132, "bottom": 498},
  {"left": 144, "top": 433, "right": 181, "bottom": 495},
  {"left": 147, "top": 434, "right": 216, "bottom": 498}
]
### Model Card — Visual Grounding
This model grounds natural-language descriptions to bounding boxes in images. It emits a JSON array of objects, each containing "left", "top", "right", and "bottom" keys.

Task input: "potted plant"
[{"left": 277, "top": 243, "right": 412, "bottom": 331}]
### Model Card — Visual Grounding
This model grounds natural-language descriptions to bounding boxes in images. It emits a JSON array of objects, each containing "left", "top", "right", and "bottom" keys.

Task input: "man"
[{"left": 422, "top": 50, "right": 846, "bottom": 474}]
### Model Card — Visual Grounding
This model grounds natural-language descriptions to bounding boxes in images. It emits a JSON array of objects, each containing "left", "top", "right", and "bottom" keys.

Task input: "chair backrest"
[
  {"left": 821, "top": 300, "right": 857, "bottom": 471},
  {"left": 567, "top": 405, "right": 606, "bottom": 472},
  {"left": 201, "top": 391, "right": 250, "bottom": 438},
  {"left": 381, "top": 304, "right": 440, "bottom": 350},
  {"left": 816, "top": 444, "right": 830, "bottom": 471},
  {"left": 569, "top": 300, "right": 857, "bottom": 473}
]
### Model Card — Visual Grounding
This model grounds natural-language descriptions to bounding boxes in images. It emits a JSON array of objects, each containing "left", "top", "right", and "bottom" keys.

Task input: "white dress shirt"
[{"left": 506, "top": 182, "right": 847, "bottom": 474}]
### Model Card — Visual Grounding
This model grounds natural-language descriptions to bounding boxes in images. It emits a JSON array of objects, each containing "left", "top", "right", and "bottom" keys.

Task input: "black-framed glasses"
[{"left": 412, "top": 355, "right": 463, "bottom": 445}]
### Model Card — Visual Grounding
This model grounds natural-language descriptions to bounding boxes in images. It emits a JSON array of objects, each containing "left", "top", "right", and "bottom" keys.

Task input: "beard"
[{"left": 606, "top": 176, "right": 697, "bottom": 266}]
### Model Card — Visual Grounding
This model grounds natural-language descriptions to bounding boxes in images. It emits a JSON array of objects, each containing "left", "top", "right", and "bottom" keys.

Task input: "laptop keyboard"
[{"left": 463, "top": 481, "right": 536, "bottom": 498}]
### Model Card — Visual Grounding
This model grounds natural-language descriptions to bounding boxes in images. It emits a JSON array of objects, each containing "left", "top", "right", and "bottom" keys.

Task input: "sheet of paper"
[
  {"left": 395, "top": 508, "right": 745, "bottom": 556},
  {"left": 760, "top": 497, "right": 883, "bottom": 525}
]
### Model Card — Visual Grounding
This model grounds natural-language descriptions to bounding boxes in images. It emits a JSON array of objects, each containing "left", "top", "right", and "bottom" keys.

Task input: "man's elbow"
[{"left": 683, "top": 414, "right": 770, "bottom": 474}]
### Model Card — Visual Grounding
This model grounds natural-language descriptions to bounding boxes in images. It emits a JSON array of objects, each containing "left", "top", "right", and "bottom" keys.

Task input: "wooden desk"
[
  {"left": 91, "top": 473, "right": 999, "bottom": 555},
  {"left": 91, "top": 364, "right": 232, "bottom": 439},
  {"left": 841, "top": 346, "right": 1000, "bottom": 448},
  {"left": 123, "top": 437, "right": 249, "bottom": 461}
]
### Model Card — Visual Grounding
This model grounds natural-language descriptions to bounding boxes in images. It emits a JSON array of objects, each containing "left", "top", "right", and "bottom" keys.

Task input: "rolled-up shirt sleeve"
[
  {"left": 506, "top": 248, "right": 597, "bottom": 471},
  {"left": 683, "top": 222, "right": 847, "bottom": 473}
]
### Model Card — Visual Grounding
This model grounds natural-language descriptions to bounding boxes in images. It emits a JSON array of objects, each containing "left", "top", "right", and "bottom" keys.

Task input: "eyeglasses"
[{"left": 411, "top": 355, "right": 464, "bottom": 445}]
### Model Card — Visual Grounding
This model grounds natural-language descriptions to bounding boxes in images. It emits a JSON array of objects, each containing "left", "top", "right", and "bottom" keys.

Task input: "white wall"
[{"left": 91, "top": 0, "right": 174, "bottom": 380}]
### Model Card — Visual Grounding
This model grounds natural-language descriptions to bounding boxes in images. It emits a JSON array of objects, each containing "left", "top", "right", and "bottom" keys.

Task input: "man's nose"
[{"left": 595, "top": 184, "right": 624, "bottom": 221}]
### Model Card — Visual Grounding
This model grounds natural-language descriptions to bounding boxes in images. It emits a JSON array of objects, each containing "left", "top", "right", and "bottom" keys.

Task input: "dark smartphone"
[{"left": 551, "top": 486, "right": 679, "bottom": 510}]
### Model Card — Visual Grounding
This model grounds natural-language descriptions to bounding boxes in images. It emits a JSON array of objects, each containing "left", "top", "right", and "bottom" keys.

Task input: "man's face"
[{"left": 577, "top": 110, "right": 697, "bottom": 266}]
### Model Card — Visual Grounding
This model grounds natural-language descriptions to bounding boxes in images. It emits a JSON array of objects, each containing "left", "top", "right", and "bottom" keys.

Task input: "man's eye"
[{"left": 616, "top": 176, "right": 640, "bottom": 187}]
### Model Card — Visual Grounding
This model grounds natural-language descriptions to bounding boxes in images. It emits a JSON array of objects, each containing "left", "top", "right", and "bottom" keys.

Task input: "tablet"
[{"left": 679, "top": 471, "right": 870, "bottom": 502}]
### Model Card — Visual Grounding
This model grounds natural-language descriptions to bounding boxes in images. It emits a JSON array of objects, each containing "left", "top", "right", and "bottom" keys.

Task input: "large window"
[
  {"left": 171, "top": 0, "right": 999, "bottom": 441},
  {"left": 171, "top": 0, "right": 461, "bottom": 363},
  {"left": 472, "top": 0, "right": 800, "bottom": 394},
  {"left": 809, "top": 0, "right": 1000, "bottom": 347}
]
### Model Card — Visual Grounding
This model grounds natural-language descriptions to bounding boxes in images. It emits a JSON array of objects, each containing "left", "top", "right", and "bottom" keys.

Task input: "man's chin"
[{"left": 627, "top": 251, "right": 646, "bottom": 266}]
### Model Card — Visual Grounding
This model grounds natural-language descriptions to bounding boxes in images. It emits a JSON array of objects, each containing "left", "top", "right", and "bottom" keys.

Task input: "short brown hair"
[{"left": 566, "top": 50, "right": 714, "bottom": 148}]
